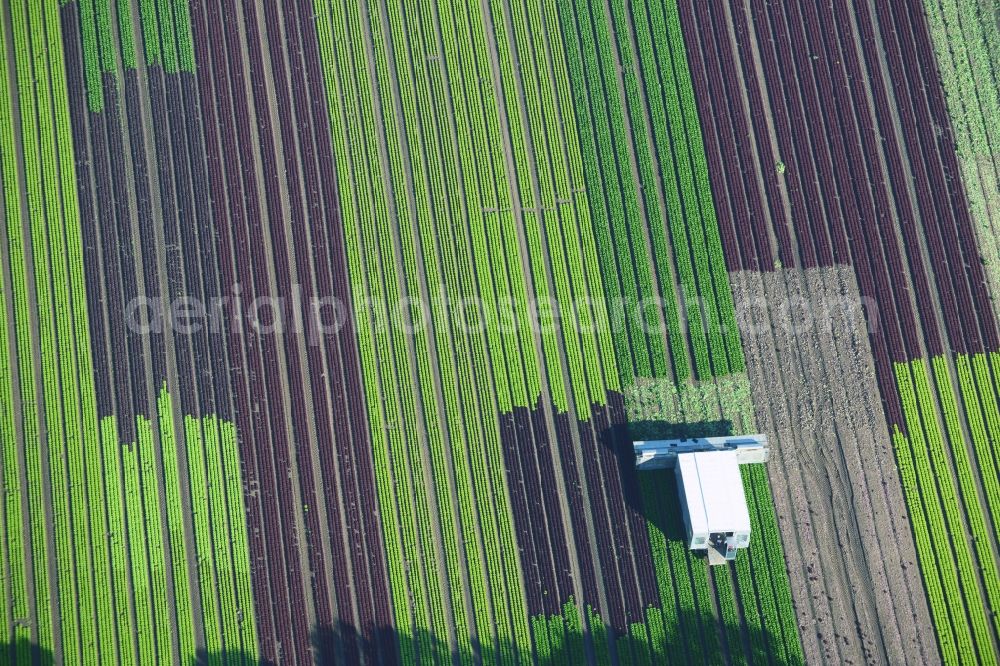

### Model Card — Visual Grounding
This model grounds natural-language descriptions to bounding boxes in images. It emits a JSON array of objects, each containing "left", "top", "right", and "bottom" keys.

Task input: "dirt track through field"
[{"left": 731, "top": 266, "right": 937, "bottom": 665}]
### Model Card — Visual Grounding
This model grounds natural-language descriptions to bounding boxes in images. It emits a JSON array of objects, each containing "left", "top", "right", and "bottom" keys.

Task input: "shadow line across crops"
[
  {"left": 311, "top": 609, "right": 797, "bottom": 665},
  {"left": 1, "top": 608, "right": 795, "bottom": 665}
]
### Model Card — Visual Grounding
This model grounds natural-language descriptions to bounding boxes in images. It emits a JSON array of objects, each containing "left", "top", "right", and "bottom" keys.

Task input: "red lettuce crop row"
[
  {"left": 59, "top": 0, "right": 397, "bottom": 661},
  {"left": 677, "top": 0, "right": 998, "bottom": 365}
]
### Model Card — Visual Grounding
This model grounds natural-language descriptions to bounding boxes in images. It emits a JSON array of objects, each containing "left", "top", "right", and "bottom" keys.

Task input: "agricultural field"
[
  {"left": 0, "top": 0, "right": 998, "bottom": 665},
  {"left": 680, "top": 0, "right": 1000, "bottom": 661}
]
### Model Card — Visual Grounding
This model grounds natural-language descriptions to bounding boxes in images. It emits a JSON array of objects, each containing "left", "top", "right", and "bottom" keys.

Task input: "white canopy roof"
[{"left": 676, "top": 450, "right": 751, "bottom": 535}]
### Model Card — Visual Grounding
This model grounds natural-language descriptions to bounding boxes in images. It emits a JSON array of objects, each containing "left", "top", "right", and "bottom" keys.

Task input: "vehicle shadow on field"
[
  {"left": 595, "top": 417, "right": 806, "bottom": 663},
  {"left": 624, "top": 417, "right": 734, "bottom": 442},
  {"left": 313, "top": 622, "right": 389, "bottom": 665}
]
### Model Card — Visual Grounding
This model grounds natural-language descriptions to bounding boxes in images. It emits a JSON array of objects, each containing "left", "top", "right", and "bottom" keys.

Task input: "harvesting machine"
[{"left": 633, "top": 435, "right": 769, "bottom": 565}]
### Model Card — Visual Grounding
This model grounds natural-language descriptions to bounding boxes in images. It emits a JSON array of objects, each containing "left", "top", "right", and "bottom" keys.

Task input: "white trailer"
[{"left": 633, "top": 435, "right": 768, "bottom": 564}]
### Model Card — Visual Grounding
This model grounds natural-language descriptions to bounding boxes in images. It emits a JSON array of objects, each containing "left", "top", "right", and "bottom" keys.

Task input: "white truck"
[{"left": 633, "top": 435, "right": 769, "bottom": 565}]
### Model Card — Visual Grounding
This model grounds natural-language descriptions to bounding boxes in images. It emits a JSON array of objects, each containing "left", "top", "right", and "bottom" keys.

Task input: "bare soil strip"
[{"left": 732, "top": 266, "right": 937, "bottom": 665}]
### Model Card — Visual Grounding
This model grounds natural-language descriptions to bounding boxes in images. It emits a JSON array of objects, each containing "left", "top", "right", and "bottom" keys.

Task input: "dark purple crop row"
[
  {"left": 61, "top": 0, "right": 395, "bottom": 662},
  {"left": 189, "top": 0, "right": 394, "bottom": 661},
  {"left": 63, "top": 6, "right": 158, "bottom": 442},
  {"left": 500, "top": 396, "right": 661, "bottom": 635},
  {"left": 677, "top": 0, "right": 1000, "bottom": 425}
]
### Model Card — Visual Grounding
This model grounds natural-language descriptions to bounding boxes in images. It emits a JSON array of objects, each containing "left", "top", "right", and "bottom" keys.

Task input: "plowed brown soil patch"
[{"left": 731, "top": 267, "right": 938, "bottom": 665}]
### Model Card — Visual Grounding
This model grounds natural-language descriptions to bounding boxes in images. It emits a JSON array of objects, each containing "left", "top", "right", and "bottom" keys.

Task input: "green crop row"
[
  {"left": 141, "top": 0, "right": 195, "bottom": 72},
  {"left": 623, "top": 0, "right": 743, "bottom": 380},
  {"left": 543, "top": 611, "right": 567, "bottom": 663},
  {"left": 414, "top": 2, "right": 542, "bottom": 660},
  {"left": 0, "top": 116, "right": 29, "bottom": 664},
  {"left": 314, "top": 0, "right": 797, "bottom": 663},
  {"left": 373, "top": 1, "right": 470, "bottom": 658},
  {"left": 640, "top": 470, "right": 718, "bottom": 661},
  {"left": 965, "top": 354, "right": 1000, "bottom": 544},
  {"left": 530, "top": 615, "right": 551, "bottom": 661},
  {"left": 117, "top": 0, "right": 137, "bottom": 68},
  {"left": 103, "top": 419, "right": 138, "bottom": 664},
  {"left": 530, "top": 599, "right": 587, "bottom": 664},
  {"left": 69, "top": 0, "right": 195, "bottom": 111},
  {"left": 0, "top": 270, "right": 20, "bottom": 654},
  {"left": 185, "top": 417, "right": 223, "bottom": 660},
  {"left": 437, "top": 0, "right": 541, "bottom": 414},
  {"left": 540, "top": 0, "right": 622, "bottom": 395},
  {"left": 446, "top": 0, "right": 564, "bottom": 653},
  {"left": 313, "top": 0, "right": 644, "bottom": 660},
  {"left": 506, "top": 0, "right": 619, "bottom": 410},
  {"left": 7, "top": 0, "right": 76, "bottom": 654},
  {"left": 313, "top": 2, "right": 426, "bottom": 657},
  {"left": 713, "top": 566, "right": 747, "bottom": 666},
  {"left": 346, "top": 0, "right": 452, "bottom": 658},
  {"left": 619, "top": 620, "right": 651, "bottom": 665},
  {"left": 155, "top": 0, "right": 179, "bottom": 72},
  {"left": 911, "top": 360, "right": 994, "bottom": 657},
  {"left": 892, "top": 367, "right": 961, "bottom": 662},
  {"left": 0, "top": 2, "right": 60, "bottom": 652},
  {"left": 743, "top": 466, "right": 801, "bottom": 663},
  {"left": 140, "top": 415, "right": 174, "bottom": 665},
  {"left": 50, "top": 12, "right": 110, "bottom": 655},
  {"left": 158, "top": 390, "right": 197, "bottom": 661},
  {"left": 612, "top": 0, "right": 712, "bottom": 382},
  {"left": 894, "top": 356, "right": 1000, "bottom": 662},
  {"left": 1, "top": 2, "right": 255, "bottom": 660},
  {"left": 203, "top": 417, "right": 242, "bottom": 657},
  {"left": 317, "top": 2, "right": 473, "bottom": 661},
  {"left": 734, "top": 549, "right": 768, "bottom": 664},
  {"left": 559, "top": 0, "right": 675, "bottom": 382},
  {"left": 923, "top": 0, "right": 1000, "bottom": 299},
  {"left": 205, "top": 415, "right": 259, "bottom": 660},
  {"left": 656, "top": 0, "right": 744, "bottom": 373},
  {"left": 895, "top": 359, "right": 984, "bottom": 663},
  {"left": 220, "top": 420, "right": 258, "bottom": 654},
  {"left": 138, "top": 0, "right": 160, "bottom": 65},
  {"left": 111, "top": 408, "right": 261, "bottom": 664},
  {"left": 88, "top": 411, "right": 116, "bottom": 660},
  {"left": 486, "top": 0, "right": 573, "bottom": 412},
  {"left": 641, "top": 607, "right": 666, "bottom": 664},
  {"left": 124, "top": 429, "right": 158, "bottom": 663},
  {"left": 932, "top": 357, "right": 1000, "bottom": 643},
  {"left": 317, "top": 0, "right": 546, "bottom": 660},
  {"left": 79, "top": 0, "right": 104, "bottom": 110},
  {"left": 554, "top": 0, "right": 745, "bottom": 385},
  {"left": 92, "top": 408, "right": 258, "bottom": 664},
  {"left": 554, "top": 0, "right": 646, "bottom": 385}
]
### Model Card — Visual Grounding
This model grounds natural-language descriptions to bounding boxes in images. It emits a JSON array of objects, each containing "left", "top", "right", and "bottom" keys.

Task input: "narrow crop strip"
[
  {"left": 0, "top": 3, "right": 258, "bottom": 660},
  {"left": 893, "top": 354, "right": 1000, "bottom": 663},
  {"left": 61, "top": 0, "right": 195, "bottom": 111}
]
